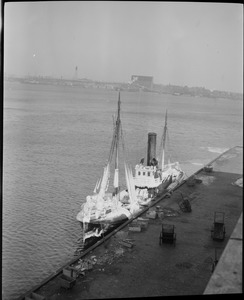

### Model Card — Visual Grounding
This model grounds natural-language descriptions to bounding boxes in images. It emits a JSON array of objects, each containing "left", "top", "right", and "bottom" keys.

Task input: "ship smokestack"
[{"left": 147, "top": 132, "right": 157, "bottom": 166}]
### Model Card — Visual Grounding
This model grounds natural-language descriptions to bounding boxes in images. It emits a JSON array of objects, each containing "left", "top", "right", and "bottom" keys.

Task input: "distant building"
[{"left": 130, "top": 75, "right": 154, "bottom": 90}]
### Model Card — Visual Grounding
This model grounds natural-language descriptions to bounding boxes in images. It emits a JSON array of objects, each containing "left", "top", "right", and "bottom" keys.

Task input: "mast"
[
  {"left": 113, "top": 92, "right": 121, "bottom": 195},
  {"left": 99, "top": 92, "right": 121, "bottom": 199},
  {"left": 161, "top": 110, "right": 168, "bottom": 170}
]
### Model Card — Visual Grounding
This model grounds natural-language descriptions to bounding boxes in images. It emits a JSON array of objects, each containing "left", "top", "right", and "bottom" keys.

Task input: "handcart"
[
  {"left": 159, "top": 223, "right": 176, "bottom": 245},
  {"left": 211, "top": 212, "right": 226, "bottom": 241}
]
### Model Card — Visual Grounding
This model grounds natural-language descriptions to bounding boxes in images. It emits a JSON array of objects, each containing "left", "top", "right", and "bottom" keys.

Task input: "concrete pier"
[
  {"left": 204, "top": 212, "right": 242, "bottom": 294},
  {"left": 18, "top": 146, "right": 242, "bottom": 299}
]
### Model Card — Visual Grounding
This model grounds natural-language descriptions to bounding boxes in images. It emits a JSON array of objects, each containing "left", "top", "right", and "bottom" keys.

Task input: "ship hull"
[
  {"left": 83, "top": 222, "right": 125, "bottom": 249},
  {"left": 77, "top": 176, "right": 174, "bottom": 246},
  {"left": 78, "top": 216, "right": 128, "bottom": 248}
]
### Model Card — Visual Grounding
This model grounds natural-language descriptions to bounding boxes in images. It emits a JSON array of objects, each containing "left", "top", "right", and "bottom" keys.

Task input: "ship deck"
[{"left": 19, "top": 146, "right": 242, "bottom": 299}]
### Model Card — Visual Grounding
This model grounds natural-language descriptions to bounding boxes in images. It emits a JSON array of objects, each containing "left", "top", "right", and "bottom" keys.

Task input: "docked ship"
[{"left": 76, "top": 94, "right": 184, "bottom": 245}]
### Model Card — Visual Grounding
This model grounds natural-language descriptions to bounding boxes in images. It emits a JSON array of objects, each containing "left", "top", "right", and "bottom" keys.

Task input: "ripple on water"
[{"left": 3, "top": 84, "right": 242, "bottom": 299}]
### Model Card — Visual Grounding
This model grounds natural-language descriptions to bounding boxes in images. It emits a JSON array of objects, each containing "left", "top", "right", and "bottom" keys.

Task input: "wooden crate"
[
  {"left": 146, "top": 211, "right": 157, "bottom": 219},
  {"left": 128, "top": 225, "right": 141, "bottom": 232},
  {"left": 60, "top": 274, "right": 76, "bottom": 289},
  {"left": 25, "top": 292, "right": 46, "bottom": 300},
  {"left": 63, "top": 266, "right": 78, "bottom": 278},
  {"left": 137, "top": 217, "right": 149, "bottom": 229},
  {"left": 119, "top": 240, "right": 134, "bottom": 248}
]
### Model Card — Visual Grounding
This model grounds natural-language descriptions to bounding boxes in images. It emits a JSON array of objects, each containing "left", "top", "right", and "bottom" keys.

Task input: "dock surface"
[{"left": 19, "top": 146, "right": 243, "bottom": 299}]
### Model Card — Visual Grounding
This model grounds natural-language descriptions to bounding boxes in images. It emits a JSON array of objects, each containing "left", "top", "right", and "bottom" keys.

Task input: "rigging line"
[
  {"left": 122, "top": 123, "right": 130, "bottom": 163},
  {"left": 166, "top": 127, "right": 170, "bottom": 161},
  {"left": 107, "top": 92, "right": 121, "bottom": 165},
  {"left": 167, "top": 128, "right": 178, "bottom": 163},
  {"left": 112, "top": 114, "right": 115, "bottom": 129},
  {"left": 108, "top": 116, "right": 117, "bottom": 164},
  {"left": 114, "top": 92, "right": 121, "bottom": 168},
  {"left": 120, "top": 123, "right": 126, "bottom": 160},
  {"left": 158, "top": 123, "right": 164, "bottom": 162},
  {"left": 162, "top": 113, "right": 168, "bottom": 151},
  {"left": 158, "top": 112, "right": 168, "bottom": 165},
  {"left": 120, "top": 123, "right": 130, "bottom": 168}
]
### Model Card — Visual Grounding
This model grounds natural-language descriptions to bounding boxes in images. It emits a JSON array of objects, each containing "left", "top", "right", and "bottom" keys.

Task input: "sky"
[{"left": 4, "top": 1, "right": 243, "bottom": 93}]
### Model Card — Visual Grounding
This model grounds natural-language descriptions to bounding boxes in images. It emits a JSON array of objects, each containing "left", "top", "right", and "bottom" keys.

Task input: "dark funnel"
[{"left": 147, "top": 132, "right": 157, "bottom": 166}]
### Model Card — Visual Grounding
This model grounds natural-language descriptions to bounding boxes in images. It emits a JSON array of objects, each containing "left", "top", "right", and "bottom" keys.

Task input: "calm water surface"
[{"left": 3, "top": 82, "right": 243, "bottom": 299}]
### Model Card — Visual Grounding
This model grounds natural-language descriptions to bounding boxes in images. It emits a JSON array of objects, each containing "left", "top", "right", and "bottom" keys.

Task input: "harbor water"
[{"left": 3, "top": 81, "right": 243, "bottom": 299}]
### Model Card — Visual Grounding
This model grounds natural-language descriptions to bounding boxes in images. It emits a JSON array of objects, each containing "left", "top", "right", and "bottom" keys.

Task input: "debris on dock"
[
  {"left": 25, "top": 292, "right": 46, "bottom": 300},
  {"left": 196, "top": 175, "right": 215, "bottom": 186},
  {"left": 71, "top": 231, "right": 134, "bottom": 277},
  {"left": 186, "top": 176, "right": 196, "bottom": 186},
  {"left": 119, "top": 240, "right": 134, "bottom": 248},
  {"left": 179, "top": 193, "right": 192, "bottom": 212}
]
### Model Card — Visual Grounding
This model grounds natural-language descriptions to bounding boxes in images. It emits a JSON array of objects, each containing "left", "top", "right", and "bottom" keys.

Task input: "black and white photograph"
[{"left": 3, "top": 1, "right": 243, "bottom": 299}]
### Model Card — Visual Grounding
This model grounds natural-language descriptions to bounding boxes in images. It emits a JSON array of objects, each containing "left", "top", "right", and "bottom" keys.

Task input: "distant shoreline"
[{"left": 4, "top": 76, "right": 243, "bottom": 100}]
